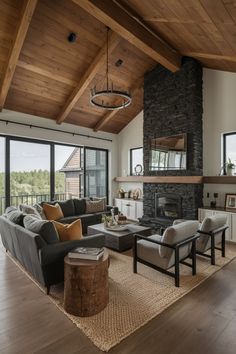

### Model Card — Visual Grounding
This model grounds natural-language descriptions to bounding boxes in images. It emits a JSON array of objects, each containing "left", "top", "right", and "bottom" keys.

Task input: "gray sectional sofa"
[{"left": 0, "top": 198, "right": 117, "bottom": 294}]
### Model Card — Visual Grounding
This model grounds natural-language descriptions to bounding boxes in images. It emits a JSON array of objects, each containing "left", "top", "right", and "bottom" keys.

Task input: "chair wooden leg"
[
  {"left": 222, "top": 231, "right": 226, "bottom": 258},
  {"left": 211, "top": 235, "right": 215, "bottom": 265},
  {"left": 175, "top": 248, "right": 180, "bottom": 287}
]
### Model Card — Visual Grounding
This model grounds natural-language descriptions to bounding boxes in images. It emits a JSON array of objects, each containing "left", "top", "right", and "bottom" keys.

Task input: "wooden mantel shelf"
[
  {"left": 114, "top": 176, "right": 203, "bottom": 184},
  {"left": 114, "top": 176, "right": 236, "bottom": 184}
]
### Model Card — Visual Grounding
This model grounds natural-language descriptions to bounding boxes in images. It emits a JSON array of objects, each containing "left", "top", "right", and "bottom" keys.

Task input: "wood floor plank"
[{"left": 0, "top": 243, "right": 235, "bottom": 353}]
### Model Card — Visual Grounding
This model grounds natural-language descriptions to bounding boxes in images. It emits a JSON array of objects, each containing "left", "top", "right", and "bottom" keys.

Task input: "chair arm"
[
  {"left": 134, "top": 234, "right": 176, "bottom": 249},
  {"left": 198, "top": 225, "right": 228, "bottom": 236},
  {"left": 134, "top": 233, "right": 200, "bottom": 250}
]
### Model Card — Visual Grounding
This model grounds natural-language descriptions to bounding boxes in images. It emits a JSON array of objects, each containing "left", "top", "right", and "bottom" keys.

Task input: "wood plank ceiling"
[{"left": 0, "top": 0, "right": 236, "bottom": 134}]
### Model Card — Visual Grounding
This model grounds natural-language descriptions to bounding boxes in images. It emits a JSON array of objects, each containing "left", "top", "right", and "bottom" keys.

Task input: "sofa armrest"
[{"left": 39, "top": 234, "right": 105, "bottom": 266}]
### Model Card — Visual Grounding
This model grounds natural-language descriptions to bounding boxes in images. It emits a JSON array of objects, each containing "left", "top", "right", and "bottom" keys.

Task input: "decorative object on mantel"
[
  {"left": 90, "top": 27, "right": 132, "bottom": 110},
  {"left": 134, "top": 164, "right": 143, "bottom": 176},
  {"left": 225, "top": 193, "right": 236, "bottom": 210}
]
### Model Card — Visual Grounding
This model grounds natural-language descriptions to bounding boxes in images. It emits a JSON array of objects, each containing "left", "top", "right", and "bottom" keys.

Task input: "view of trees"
[{"left": 0, "top": 170, "right": 65, "bottom": 196}]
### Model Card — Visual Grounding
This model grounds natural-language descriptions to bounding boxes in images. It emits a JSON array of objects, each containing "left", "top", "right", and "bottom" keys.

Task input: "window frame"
[
  {"left": 0, "top": 134, "right": 109, "bottom": 210},
  {"left": 223, "top": 132, "right": 236, "bottom": 173},
  {"left": 130, "top": 147, "right": 143, "bottom": 176}
]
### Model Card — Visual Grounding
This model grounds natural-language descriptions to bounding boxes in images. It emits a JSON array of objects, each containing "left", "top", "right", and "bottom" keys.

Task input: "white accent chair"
[
  {"left": 133, "top": 220, "right": 199, "bottom": 287},
  {"left": 173, "top": 214, "right": 228, "bottom": 265}
]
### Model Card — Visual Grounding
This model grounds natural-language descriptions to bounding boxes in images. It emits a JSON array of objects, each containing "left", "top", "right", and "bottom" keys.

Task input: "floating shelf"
[
  {"left": 114, "top": 176, "right": 203, "bottom": 184},
  {"left": 114, "top": 176, "right": 236, "bottom": 185}
]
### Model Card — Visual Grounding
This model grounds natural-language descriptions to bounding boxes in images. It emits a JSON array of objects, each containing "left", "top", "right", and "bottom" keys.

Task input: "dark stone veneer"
[{"left": 143, "top": 57, "right": 203, "bottom": 220}]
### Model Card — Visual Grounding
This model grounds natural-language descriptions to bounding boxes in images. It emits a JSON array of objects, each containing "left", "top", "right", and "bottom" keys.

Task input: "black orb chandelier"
[{"left": 90, "top": 28, "right": 132, "bottom": 110}]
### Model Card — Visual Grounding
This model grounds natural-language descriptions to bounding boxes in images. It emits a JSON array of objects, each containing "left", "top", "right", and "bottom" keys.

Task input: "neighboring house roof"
[{"left": 59, "top": 148, "right": 83, "bottom": 173}]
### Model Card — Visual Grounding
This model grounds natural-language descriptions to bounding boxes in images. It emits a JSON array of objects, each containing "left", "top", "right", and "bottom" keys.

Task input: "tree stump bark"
[{"left": 64, "top": 249, "right": 109, "bottom": 317}]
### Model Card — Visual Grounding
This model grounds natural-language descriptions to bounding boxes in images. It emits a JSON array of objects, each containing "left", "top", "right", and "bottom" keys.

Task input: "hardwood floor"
[{"left": 0, "top": 244, "right": 236, "bottom": 354}]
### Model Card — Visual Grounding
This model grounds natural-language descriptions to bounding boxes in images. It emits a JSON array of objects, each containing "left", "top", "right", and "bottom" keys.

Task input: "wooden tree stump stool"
[{"left": 64, "top": 249, "right": 109, "bottom": 317}]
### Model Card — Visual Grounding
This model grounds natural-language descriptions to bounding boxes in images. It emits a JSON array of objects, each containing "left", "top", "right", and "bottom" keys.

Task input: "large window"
[
  {"left": 55, "top": 145, "right": 84, "bottom": 199},
  {"left": 130, "top": 147, "right": 143, "bottom": 175},
  {"left": 10, "top": 140, "right": 50, "bottom": 206},
  {"left": 85, "top": 148, "right": 108, "bottom": 198},
  {"left": 223, "top": 133, "right": 236, "bottom": 170},
  {"left": 0, "top": 136, "right": 108, "bottom": 214},
  {"left": 0, "top": 137, "right": 5, "bottom": 215}
]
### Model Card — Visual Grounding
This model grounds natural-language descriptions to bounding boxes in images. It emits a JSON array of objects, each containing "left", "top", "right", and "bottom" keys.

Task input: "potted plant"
[{"left": 225, "top": 158, "right": 235, "bottom": 176}]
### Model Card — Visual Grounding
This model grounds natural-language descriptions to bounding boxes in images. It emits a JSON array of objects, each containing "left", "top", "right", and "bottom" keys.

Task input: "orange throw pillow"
[
  {"left": 53, "top": 219, "right": 83, "bottom": 242},
  {"left": 43, "top": 203, "right": 64, "bottom": 221}
]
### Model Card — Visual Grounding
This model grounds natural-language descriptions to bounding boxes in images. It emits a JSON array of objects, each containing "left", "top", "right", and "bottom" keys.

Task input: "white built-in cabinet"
[
  {"left": 114, "top": 198, "right": 143, "bottom": 221},
  {"left": 198, "top": 208, "right": 236, "bottom": 242}
]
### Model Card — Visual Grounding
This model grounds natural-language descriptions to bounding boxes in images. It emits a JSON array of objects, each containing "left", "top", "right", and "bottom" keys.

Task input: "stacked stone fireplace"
[{"left": 142, "top": 57, "right": 203, "bottom": 227}]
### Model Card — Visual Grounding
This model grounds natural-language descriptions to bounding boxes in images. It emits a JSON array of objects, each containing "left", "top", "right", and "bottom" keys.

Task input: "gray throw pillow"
[
  {"left": 33, "top": 203, "right": 47, "bottom": 220},
  {"left": 19, "top": 204, "right": 41, "bottom": 218},
  {"left": 23, "top": 215, "right": 59, "bottom": 244}
]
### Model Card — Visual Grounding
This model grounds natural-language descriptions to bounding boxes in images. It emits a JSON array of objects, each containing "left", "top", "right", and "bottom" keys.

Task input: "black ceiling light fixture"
[
  {"left": 67, "top": 32, "right": 77, "bottom": 43},
  {"left": 90, "top": 27, "right": 132, "bottom": 110}
]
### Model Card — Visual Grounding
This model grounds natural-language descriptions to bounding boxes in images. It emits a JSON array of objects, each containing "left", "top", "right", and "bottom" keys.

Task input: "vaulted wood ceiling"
[{"left": 0, "top": 0, "right": 236, "bottom": 134}]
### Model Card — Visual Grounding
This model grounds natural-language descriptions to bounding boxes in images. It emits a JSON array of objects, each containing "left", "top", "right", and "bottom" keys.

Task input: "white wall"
[
  {"left": 0, "top": 109, "right": 118, "bottom": 203},
  {"left": 116, "top": 111, "right": 143, "bottom": 198},
  {"left": 203, "top": 68, "right": 236, "bottom": 206}
]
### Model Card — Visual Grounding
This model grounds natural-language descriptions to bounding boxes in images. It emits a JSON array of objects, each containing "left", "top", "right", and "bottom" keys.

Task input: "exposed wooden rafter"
[
  {"left": 0, "top": 0, "right": 38, "bottom": 111},
  {"left": 56, "top": 31, "right": 121, "bottom": 124},
  {"left": 74, "top": 0, "right": 181, "bottom": 72},
  {"left": 93, "top": 79, "right": 143, "bottom": 132}
]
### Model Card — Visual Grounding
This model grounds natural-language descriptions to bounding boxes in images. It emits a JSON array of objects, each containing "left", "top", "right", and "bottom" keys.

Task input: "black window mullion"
[
  {"left": 50, "top": 143, "right": 55, "bottom": 201},
  {"left": 5, "top": 137, "right": 10, "bottom": 208}
]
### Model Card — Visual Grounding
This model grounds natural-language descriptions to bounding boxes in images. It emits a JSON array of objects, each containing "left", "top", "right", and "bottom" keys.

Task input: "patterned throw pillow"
[
  {"left": 53, "top": 219, "right": 83, "bottom": 242},
  {"left": 85, "top": 200, "right": 105, "bottom": 213},
  {"left": 92, "top": 197, "right": 106, "bottom": 211},
  {"left": 33, "top": 203, "right": 47, "bottom": 220},
  {"left": 18, "top": 204, "right": 41, "bottom": 218},
  {"left": 42, "top": 202, "right": 64, "bottom": 221}
]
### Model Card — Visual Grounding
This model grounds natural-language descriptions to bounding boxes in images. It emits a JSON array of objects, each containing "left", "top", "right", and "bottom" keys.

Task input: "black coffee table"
[{"left": 87, "top": 223, "right": 152, "bottom": 252}]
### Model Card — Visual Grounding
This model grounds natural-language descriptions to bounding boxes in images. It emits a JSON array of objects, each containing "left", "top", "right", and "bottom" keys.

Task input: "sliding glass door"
[
  {"left": 0, "top": 137, "right": 5, "bottom": 214},
  {"left": 0, "top": 136, "right": 108, "bottom": 214},
  {"left": 10, "top": 139, "right": 51, "bottom": 206},
  {"left": 85, "top": 148, "right": 108, "bottom": 198}
]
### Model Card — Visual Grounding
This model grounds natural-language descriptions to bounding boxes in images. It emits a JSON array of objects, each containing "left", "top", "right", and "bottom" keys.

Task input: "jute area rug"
[{"left": 6, "top": 248, "right": 236, "bottom": 352}]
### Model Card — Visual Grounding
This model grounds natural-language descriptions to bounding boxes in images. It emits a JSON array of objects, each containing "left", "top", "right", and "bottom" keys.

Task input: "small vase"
[{"left": 227, "top": 167, "right": 234, "bottom": 176}]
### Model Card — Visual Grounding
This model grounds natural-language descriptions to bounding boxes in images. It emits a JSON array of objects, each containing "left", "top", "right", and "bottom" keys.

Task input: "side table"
[{"left": 64, "top": 248, "right": 109, "bottom": 317}]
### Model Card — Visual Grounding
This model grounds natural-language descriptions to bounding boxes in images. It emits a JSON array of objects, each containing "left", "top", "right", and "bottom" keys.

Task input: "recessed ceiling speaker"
[{"left": 68, "top": 32, "right": 77, "bottom": 43}]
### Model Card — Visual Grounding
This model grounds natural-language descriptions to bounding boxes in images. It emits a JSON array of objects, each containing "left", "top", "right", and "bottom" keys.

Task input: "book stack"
[{"left": 68, "top": 247, "right": 105, "bottom": 261}]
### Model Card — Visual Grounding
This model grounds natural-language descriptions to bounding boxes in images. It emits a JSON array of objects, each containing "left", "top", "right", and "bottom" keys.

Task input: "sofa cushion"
[
  {"left": 58, "top": 199, "right": 75, "bottom": 217},
  {"left": 43, "top": 203, "right": 64, "bottom": 220},
  {"left": 53, "top": 219, "right": 83, "bottom": 242},
  {"left": 57, "top": 216, "right": 79, "bottom": 224},
  {"left": 18, "top": 204, "right": 41, "bottom": 218},
  {"left": 86, "top": 200, "right": 105, "bottom": 213},
  {"left": 24, "top": 215, "right": 59, "bottom": 244},
  {"left": 6, "top": 210, "right": 25, "bottom": 226},
  {"left": 73, "top": 198, "right": 86, "bottom": 215}
]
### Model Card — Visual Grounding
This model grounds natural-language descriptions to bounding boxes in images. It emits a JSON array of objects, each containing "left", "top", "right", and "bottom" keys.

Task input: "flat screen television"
[{"left": 149, "top": 133, "right": 187, "bottom": 171}]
